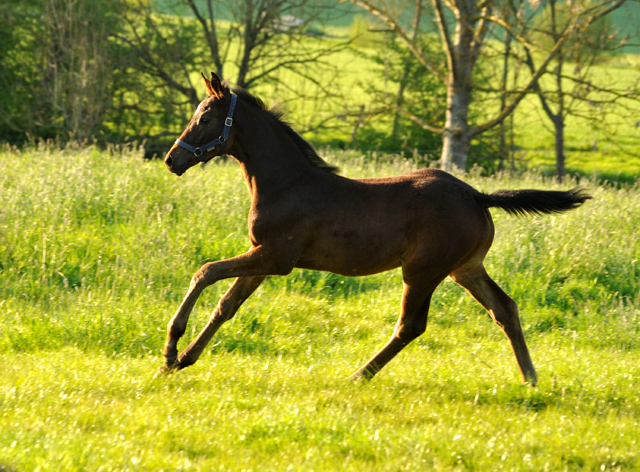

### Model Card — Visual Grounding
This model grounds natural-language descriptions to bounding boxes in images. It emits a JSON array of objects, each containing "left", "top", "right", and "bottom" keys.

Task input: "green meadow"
[{"left": 1, "top": 145, "right": 639, "bottom": 470}]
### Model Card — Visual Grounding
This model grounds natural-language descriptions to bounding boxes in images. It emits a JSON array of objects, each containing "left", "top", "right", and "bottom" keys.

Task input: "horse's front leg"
[
  {"left": 165, "top": 275, "right": 266, "bottom": 371},
  {"left": 162, "top": 246, "right": 294, "bottom": 372},
  {"left": 162, "top": 277, "right": 206, "bottom": 368}
]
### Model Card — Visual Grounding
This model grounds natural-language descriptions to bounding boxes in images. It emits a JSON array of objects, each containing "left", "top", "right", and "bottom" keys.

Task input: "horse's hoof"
[
  {"left": 523, "top": 371, "right": 538, "bottom": 387},
  {"left": 347, "top": 370, "right": 372, "bottom": 382},
  {"left": 158, "top": 362, "right": 180, "bottom": 375}
]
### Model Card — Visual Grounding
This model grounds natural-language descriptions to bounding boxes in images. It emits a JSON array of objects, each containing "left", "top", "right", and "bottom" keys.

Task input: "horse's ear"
[
  {"left": 201, "top": 72, "right": 215, "bottom": 96},
  {"left": 202, "top": 71, "right": 224, "bottom": 97}
]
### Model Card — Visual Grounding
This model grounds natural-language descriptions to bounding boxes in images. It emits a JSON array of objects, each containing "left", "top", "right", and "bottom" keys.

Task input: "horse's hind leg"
[
  {"left": 349, "top": 276, "right": 441, "bottom": 380},
  {"left": 162, "top": 275, "right": 265, "bottom": 372},
  {"left": 450, "top": 264, "right": 537, "bottom": 386}
]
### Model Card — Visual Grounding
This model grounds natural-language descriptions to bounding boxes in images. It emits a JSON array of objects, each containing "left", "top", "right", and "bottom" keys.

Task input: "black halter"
[{"left": 175, "top": 93, "right": 237, "bottom": 163}]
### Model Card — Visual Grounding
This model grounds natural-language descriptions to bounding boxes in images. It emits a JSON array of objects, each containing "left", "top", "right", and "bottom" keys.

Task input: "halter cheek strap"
[{"left": 175, "top": 93, "right": 237, "bottom": 163}]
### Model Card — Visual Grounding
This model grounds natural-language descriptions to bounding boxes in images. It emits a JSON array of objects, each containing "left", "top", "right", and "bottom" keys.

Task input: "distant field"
[{"left": 1, "top": 146, "right": 639, "bottom": 470}]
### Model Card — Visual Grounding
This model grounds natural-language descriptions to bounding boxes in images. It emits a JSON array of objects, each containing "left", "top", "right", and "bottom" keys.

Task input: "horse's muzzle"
[
  {"left": 164, "top": 147, "right": 191, "bottom": 176},
  {"left": 164, "top": 155, "right": 177, "bottom": 173},
  {"left": 164, "top": 155, "right": 182, "bottom": 176}
]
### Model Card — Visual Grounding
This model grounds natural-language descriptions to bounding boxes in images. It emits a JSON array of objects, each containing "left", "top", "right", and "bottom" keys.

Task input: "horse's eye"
[{"left": 199, "top": 114, "right": 211, "bottom": 124}]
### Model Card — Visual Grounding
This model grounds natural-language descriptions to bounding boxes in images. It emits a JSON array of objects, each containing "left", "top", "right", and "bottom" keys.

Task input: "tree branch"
[
  {"left": 398, "top": 107, "right": 444, "bottom": 134},
  {"left": 185, "top": 0, "right": 223, "bottom": 76},
  {"left": 432, "top": 0, "right": 456, "bottom": 82},
  {"left": 345, "top": 0, "right": 447, "bottom": 83}
]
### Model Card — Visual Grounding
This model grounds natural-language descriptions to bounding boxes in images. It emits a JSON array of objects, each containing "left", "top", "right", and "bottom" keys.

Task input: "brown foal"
[{"left": 162, "top": 72, "right": 590, "bottom": 385}]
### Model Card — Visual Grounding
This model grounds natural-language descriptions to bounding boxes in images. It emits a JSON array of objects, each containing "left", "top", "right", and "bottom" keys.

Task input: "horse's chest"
[{"left": 246, "top": 204, "right": 303, "bottom": 246}]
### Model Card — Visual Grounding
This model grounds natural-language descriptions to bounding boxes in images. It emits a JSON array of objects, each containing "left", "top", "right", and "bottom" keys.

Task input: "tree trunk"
[
  {"left": 438, "top": 0, "right": 486, "bottom": 172},
  {"left": 498, "top": 31, "right": 512, "bottom": 171},
  {"left": 554, "top": 116, "right": 565, "bottom": 182},
  {"left": 237, "top": 15, "right": 254, "bottom": 88},
  {"left": 440, "top": 81, "right": 472, "bottom": 171},
  {"left": 551, "top": 0, "right": 565, "bottom": 182}
]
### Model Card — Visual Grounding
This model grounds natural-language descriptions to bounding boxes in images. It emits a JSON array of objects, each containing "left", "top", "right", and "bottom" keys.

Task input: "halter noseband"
[{"left": 174, "top": 93, "right": 237, "bottom": 163}]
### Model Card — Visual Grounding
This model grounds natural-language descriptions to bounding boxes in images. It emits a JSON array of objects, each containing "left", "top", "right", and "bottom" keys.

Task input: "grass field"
[{"left": 1, "top": 145, "right": 639, "bottom": 471}]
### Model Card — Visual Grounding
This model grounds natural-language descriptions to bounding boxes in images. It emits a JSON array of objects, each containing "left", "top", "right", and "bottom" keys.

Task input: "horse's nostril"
[{"left": 165, "top": 156, "right": 173, "bottom": 168}]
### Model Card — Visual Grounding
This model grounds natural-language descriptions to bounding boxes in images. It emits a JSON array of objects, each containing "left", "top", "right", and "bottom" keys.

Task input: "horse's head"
[{"left": 164, "top": 72, "right": 236, "bottom": 176}]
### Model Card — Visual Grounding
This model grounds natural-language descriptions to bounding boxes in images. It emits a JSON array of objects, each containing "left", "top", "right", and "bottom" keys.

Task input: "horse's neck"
[{"left": 232, "top": 112, "right": 318, "bottom": 198}]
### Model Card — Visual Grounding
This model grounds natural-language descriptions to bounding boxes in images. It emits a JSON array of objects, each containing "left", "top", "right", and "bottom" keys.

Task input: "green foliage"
[
  {"left": 351, "top": 34, "right": 444, "bottom": 155},
  {"left": 348, "top": 14, "right": 380, "bottom": 48},
  {"left": 0, "top": 0, "right": 50, "bottom": 141},
  {"left": 105, "top": 8, "right": 209, "bottom": 141},
  {"left": 0, "top": 0, "right": 125, "bottom": 142},
  {"left": 1, "top": 146, "right": 639, "bottom": 470},
  {"left": 532, "top": 0, "right": 620, "bottom": 60},
  {"left": 349, "top": 27, "right": 505, "bottom": 169},
  {"left": 1, "top": 3, "right": 638, "bottom": 180}
]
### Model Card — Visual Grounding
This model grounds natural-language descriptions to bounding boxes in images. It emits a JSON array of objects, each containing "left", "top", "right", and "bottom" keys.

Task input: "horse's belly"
[
  {"left": 295, "top": 232, "right": 405, "bottom": 276},
  {"left": 296, "top": 256, "right": 401, "bottom": 277}
]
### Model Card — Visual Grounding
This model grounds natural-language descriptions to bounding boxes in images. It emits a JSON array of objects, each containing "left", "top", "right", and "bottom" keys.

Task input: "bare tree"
[
  {"left": 519, "top": 0, "right": 639, "bottom": 181},
  {"left": 43, "top": 0, "right": 120, "bottom": 141},
  {"left": 109, "top": 0, "right": 350, "bottom": 138},
  {"left": 347, "top": 0, "right": 628, "bottom": 171}
]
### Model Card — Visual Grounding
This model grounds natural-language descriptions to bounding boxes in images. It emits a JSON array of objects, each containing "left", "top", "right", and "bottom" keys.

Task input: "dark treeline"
[
  {"left": 1, "top": 0, "right": 139, "bottom": 144},
  {"left": 0, "top": 0, "right": 349, "bottom": 154}
]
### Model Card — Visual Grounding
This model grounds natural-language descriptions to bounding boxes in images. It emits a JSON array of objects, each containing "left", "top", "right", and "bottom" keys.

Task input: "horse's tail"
[{"left": 475, "top": 187, "right": 592, "bottom": 217}]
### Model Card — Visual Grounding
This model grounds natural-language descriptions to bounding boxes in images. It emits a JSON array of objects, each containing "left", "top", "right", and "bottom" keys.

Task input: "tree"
[
  {"left": 518, "top": 0, "right": 638, "bottom": 181},
  {"left": 109, "top": 0, "right": 351, "bottom": 140},
  {"left": 43, "top": 0, "right": 123, "bottom": 141},
  {"left": 0, "top": 0, "right": 124, "bottom": 142},
  {"left": 349, "top": 5, "right": 446, "bottom": 155},
  {"left": 346, "top": 0, "right": 628, "bottom": 171},
  {"left": 0, "top": 0, "right": 42, "bottom": 141}
]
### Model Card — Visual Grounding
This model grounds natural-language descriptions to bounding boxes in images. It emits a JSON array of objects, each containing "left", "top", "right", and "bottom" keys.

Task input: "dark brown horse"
[{"left": 162, "top": 72, "right": 590, "bottom": 386}]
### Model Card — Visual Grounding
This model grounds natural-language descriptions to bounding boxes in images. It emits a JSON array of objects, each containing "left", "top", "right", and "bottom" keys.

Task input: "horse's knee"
[
  {"left": 192, "top": 263, "right": 214, "bottom": 287},
  {"left": 504, "top": 297, "right": 519, "bottom": 319},
  {"left": 209, "top": 299, "right": 237, "bottom": 324},
  {"left": 191, "top": 261, "right": 227, "bottom": 288},
  {"left": 167, "top": 316, "right": 187, "bottom": 338}
]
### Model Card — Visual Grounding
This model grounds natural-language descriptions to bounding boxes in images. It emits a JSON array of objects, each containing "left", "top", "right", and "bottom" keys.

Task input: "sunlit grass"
[
  {"left": 2, "top": 344, "right": 638, "bottom": 471},
  {"left": 1, "top": 145, "right": 639, "bottom": 470}
]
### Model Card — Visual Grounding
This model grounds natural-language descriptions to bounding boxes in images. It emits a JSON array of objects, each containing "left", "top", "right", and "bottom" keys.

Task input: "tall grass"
[{"left": 1, "top": 145, "right": 639, "bottom": 471}]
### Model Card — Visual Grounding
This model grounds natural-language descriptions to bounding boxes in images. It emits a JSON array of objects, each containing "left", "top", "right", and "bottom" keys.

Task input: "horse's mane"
[{"left": 231, "top": 86, "right": 339, "bottom": 174}]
